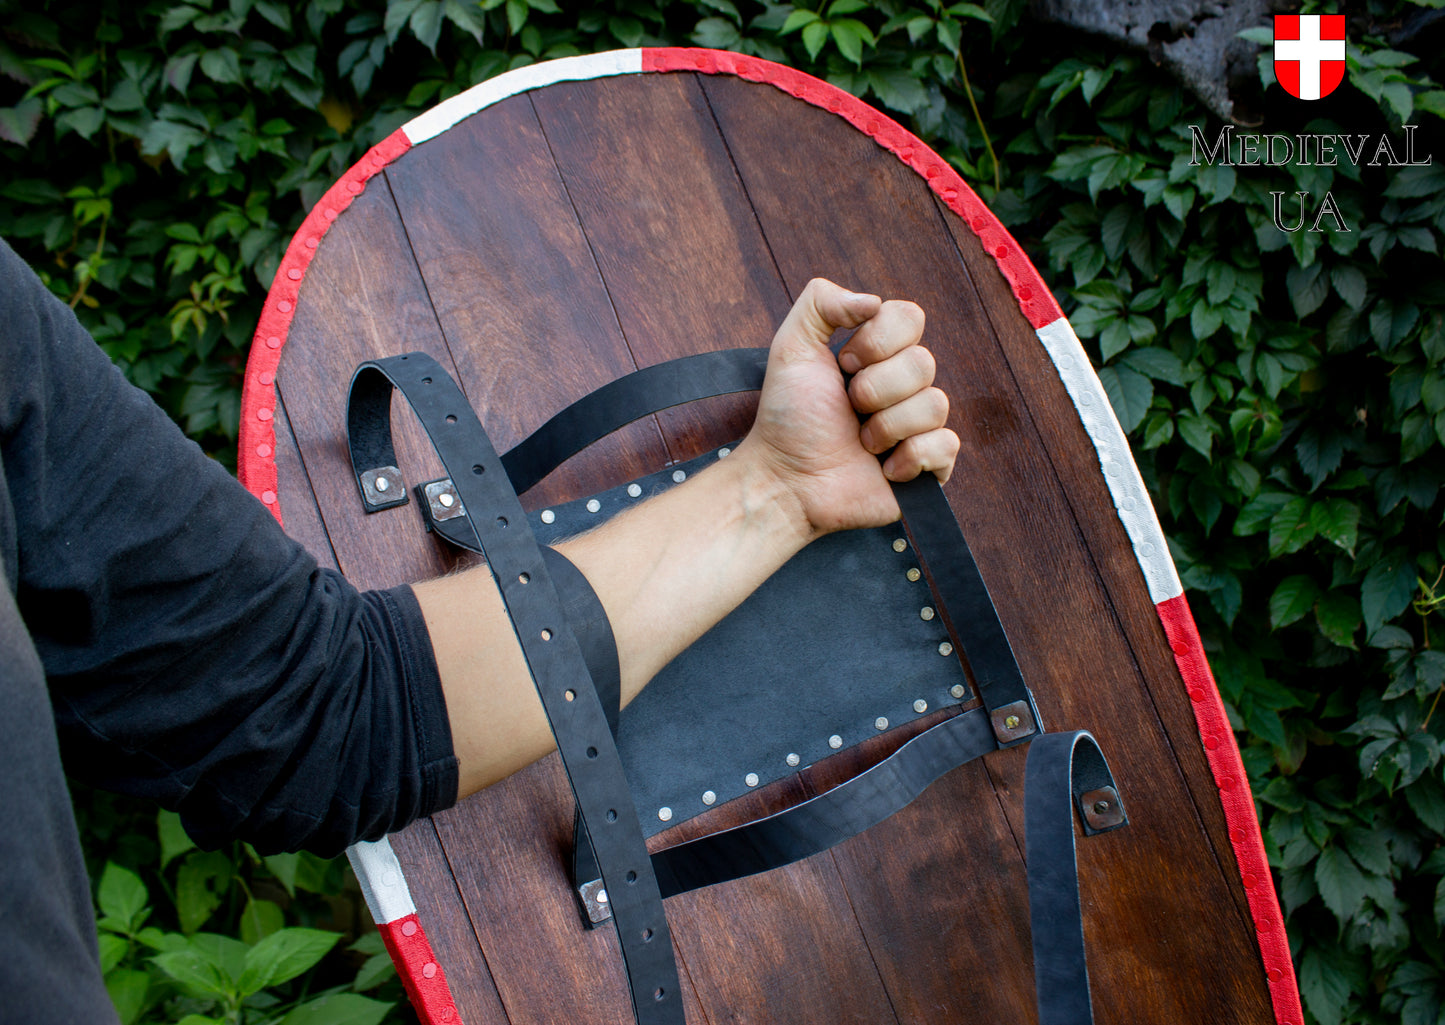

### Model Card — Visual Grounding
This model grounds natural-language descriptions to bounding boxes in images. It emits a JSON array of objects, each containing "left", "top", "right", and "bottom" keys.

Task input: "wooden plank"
[
  {"left": 932, "top": 193, "right": 1254, "bottom": 928},
  {"left": 699, "top": 71, "right": 1273, "bottom": 1023},
  {"left": 527, "top": 71, "right": 901, "bottom": 1025},
  {"left": 270, "top": 392, "right": 339, "bottom": 571},
  {"left": 382, "top": 94, "right": 670, "bottom": 512}
]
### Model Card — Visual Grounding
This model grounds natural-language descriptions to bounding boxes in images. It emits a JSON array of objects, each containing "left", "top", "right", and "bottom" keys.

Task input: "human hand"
[{"left": 737, "top": 277, "right": 960, "bottom": 538}]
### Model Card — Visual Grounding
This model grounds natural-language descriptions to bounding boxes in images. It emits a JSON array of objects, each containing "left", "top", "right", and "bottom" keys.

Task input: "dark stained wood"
[
  {"left": 931, "top": 193, "right": 1255, "bottom": 929},
  {"left": 382, "top": 94, "right": 671, "bottom": 512},
  {"left": 699, "top": 71, "right": 1273, "bottom": 1023},
  {"left": 270, "top": 393, "right": 339, "bottom": 571},
  {"left": 269, "top": 64, "right": 1278, "bottom": 1025}
]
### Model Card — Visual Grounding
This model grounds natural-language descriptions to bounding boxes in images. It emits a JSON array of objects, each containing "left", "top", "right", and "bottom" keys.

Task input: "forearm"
[{"left": 414, "top": 440, "right": 815, "bottom": 799}]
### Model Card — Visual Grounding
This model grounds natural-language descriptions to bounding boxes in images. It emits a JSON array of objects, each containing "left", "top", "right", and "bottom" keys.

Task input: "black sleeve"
[{"left": 0, "top": 237, "right": 459, "bottom": 856}]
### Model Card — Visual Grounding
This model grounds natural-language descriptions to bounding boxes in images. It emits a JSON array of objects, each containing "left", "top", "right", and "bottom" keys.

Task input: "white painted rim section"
[
  {"left": 1035, "top": 318, "right": 1183, "bottom": 604},
  {"left": 403, "top": 49, "right": 644, "bottom": 144},
  {"left": 347, "top": 837, "right": 419, "bottom": 925}
]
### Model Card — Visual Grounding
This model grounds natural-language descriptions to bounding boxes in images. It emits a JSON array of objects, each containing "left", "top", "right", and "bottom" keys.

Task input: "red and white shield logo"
[{"left": 1274, "top": 14, "right": 1346, "bottom": 101}]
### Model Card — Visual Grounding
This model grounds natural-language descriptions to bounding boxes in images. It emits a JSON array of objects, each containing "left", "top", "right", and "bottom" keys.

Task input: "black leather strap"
[
  {"left": 347, "top": 355, "right": 681, "bottom": 1025},
  {"left": 650, "top": 706, "right": 996, "bottom": 897},
  {"left": 488, "top": 348, "right": 1034, "bottom": 741},
  {"left": 1025, "top": 731, "right": 1127, "bottom": 1025}
]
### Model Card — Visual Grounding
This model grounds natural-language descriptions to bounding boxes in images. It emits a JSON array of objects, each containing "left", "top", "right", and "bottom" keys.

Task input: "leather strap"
[
  {"left": 650, "top": 706, "right": 996, "bottom": 897},
  {"left": 347, "top": 355, "right": 682, "bottom": 1025},
  {"left": 1025, "top": 731, "right": 1128, "bottom": 1025}
]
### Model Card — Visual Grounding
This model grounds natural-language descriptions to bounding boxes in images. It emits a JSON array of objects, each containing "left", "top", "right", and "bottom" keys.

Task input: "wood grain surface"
[{"left": 269, "top": 68, "right": 1274, "bottom": 1025}]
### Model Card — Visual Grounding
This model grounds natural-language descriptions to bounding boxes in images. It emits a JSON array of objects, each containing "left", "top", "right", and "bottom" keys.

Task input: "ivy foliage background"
[{"left": 2, "top": 0, "right": 1443, "bottom": 1022}]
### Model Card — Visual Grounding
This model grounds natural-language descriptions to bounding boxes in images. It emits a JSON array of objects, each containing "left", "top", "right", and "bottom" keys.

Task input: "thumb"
[{"left": 771, "top": 278, "right": 881, "bottom": 361}]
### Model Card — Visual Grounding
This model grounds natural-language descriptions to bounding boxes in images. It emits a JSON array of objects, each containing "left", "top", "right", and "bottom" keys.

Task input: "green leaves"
[{"left": 237, "top": 929, "right": 343, "bottom": 995}]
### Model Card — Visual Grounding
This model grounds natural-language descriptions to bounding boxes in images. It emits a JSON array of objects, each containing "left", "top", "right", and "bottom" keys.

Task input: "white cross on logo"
[{"left": 1275, "top": 17, "right": 1346, "bottom": 100}]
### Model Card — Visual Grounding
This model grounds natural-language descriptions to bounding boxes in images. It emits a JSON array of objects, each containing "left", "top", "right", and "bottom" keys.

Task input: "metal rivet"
[
  {"left": 828, "top": 735, "right": 843, "bottom": 749},
  {"left": 438, "top": 492, "right": 455, "bottom": 508},
  {"left": 913, "top": 699, "right": 928, "bottom": 714},
  {"left": 892, "top": 538, "right": 907, "bottom": 552},
  {"left": 906, "top": 568, "right": 921, "bottom": 582},
  {"left": 541, "top": 629, "right": 553, "bottom": 641},
  {"left": 950, "top": 684, "right": 966, "bottom": 699},
  {"left": 718, "top": 447, "right": 731, "bottom": 458},
  {"left": 597, "top": 889, "right": 609, "bottom": 904},
  {"left": 875, "top": 717, "right": 889, "bottom": 731},
  {"left": 627, "top": 483, "right": 642, "bottom": 498},
  {"left": 1093, "top": 800, "right": 1110, "bottom": 814},
  {"left": 786, "top": 752, "right": 800, "bottom": 767},
  {"left": 375, "top": 476, "right": 390, "bottom": 492},
  {"left": 586, "top": 498, "right": 601, "bottom": 513},
  {"left": 920, "top": 607, "right": 935, "bottom": 621},
  {"left": 1005, "top": 714, "right": 1021, "bottom": 729},
  {"left": 939, "top": 642, "right": 955, "bottom": 657},
  {"left": 745, "top": 772, "right": 759, "bottom": 787},
  {"left": 541, "top": 509, "right": 555, "bottom": 524},
  {"left": 672, "top": 469, "right": 687, "bottom": 483},
  {"left": 658, "top": 807, "right": 673, "bottom": 822},
  {"left": 702, "top": 790, "right": 717, "bottom": 805}
]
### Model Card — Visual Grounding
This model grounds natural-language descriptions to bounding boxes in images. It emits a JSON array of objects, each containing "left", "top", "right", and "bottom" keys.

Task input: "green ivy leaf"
[
  {"left": 801, "top": 20, "right": 829, "bottom": 60},
  {"left": 1270, "top": 574, "right": 1320, "bottom": 630},
  {"left": 1268, "top": 497, "right": 1316, "bottom": 557},
  {"left": 158, "top": 809, "right": 196, "bottom": 868},
  {"left": 104, "top": 967, "right": 150, "bottom": 1025},
  {"left": 1316, "top": 591, "right": 1361, "bottom": 649},
  {"left": 237, "top": 928, "right": 342, "bottom": 996},
  {"left": 1309, "top": 497, "right": 1359, "bottom": 555},
  {"left": 1097, "top": 364, "right": 1151, "bottom": 433},
  {"left": 240, "top": 898, "right": 285, "bottom": 945},
  {"left": 1315, "top": 844, "right": 1369, "bottom": 922},
  {"left": 1362, "top": 555, "right": 1417, "bottom": 638}
]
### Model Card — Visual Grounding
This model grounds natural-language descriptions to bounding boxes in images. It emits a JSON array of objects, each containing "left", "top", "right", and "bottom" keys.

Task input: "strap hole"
[
  {"left": 496, "top": 516, "right": 508, "bottom": 528},
  {"left": 472, "top": 464, "right": 484, "bottom": 475},
  {"left": 422, "top": 376, "right": 432, "bottom": 384},
  {"left": 542, "top": 629, "right": 553, "bottom": 641},
  {"left": 585, "top": 746, "right": 598, "bottom": 759},
  {"left": 445, "top": 414, "right": 457, "bottom": 424},
  {"left": 606, "top": 809, "right": 617, "bottom": 822},
  {"left": 626, "top": 870, "right": 637, "bottom": 884},
  {"left": 564, "top": 688, "right": 575, "bottom": 701},
  {"left": 641, "top": 928, "right": 653, "bottom": 942},
  {"left": 654, "top": 988, "right": 666, "bottom": 1001},
  {"left": 518, "top": 572, "right": 530, "bottom": 584}
]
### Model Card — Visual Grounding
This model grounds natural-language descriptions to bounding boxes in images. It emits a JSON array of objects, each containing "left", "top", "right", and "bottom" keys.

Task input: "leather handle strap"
[
  {"left": 1025, "top": 731, "right": 1128, "bottom": 1025},
  {"left": 347, "top": 354, "right": 682, "bottom": 1025}
]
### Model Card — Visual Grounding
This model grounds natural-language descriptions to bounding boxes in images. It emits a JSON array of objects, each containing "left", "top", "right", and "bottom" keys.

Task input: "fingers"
[
  {"left": 882, "top": 428, "right": 963, "bottom": 484},
  {"left": 837, "top": 299, "right": 924, "bottom": 374},
  {"left": 859, "top": 387, "right": 950, "bottom": 454},
  {"left": 773, "top": 278, "right": 881, "bottom": 358}
]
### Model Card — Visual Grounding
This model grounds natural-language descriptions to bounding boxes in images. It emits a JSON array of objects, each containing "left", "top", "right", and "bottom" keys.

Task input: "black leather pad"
[{"left": 528, "top": 446, "right": 973, "bottom": 838}]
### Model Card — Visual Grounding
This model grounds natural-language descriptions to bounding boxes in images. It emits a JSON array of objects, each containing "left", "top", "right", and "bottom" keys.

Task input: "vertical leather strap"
[{"left": 347, "top": 354, "right": 682, "bottom": 1025}]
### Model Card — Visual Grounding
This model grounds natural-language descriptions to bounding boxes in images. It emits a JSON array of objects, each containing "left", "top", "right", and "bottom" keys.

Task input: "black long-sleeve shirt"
[{"left": 0, "top": 237, "right": 457, "bottom": 1019}]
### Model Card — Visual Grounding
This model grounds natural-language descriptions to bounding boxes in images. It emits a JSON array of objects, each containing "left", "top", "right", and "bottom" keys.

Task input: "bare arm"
[{"left": 414, "top": 279, "right": 961, "bottom": 798}]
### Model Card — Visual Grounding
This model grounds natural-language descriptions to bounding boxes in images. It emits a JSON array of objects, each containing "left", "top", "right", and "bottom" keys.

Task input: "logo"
[{"left": 1274, "top": 14, "right": 1346, "bottom": 101}]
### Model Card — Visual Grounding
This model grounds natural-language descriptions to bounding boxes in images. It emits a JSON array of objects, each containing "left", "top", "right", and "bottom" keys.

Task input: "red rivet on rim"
[
  {"left": 287, "top": 267, "right": 302, "bottom": 281},
  {"left": 1189, "top": 688, "right": 1205, "bottom": 701},
  {"left": 256, "top": 443, "right": 272, "bottom": 458},
  {"left": 402, "top": 920, "right": 418, "bottom": 937},
  {"left": 1204, "top": 735, "right": 1219, "bottom": 750},
  {"left": 261, "top": 490, "right": 277, "bottom": 505},
  {"left": 1172, "top": 639, "right": 1190, "bottom": 655},
  {"left": 266, "top": 335, "right": 281, "bottom": 349},
  {"left": 324, "top": 208, "right": 338, "bottom": 221},
  {"left": 1230, "top": 828, "right": 1245, "bottom": 843},
  {"left": 1220, "top": 775, "right": 1236, "bottom": 791},
  {"left": 1243, "top": 874, "right": 1258, "bottom": 889},
  {"left": 1019, "top": 287, "right": 1032, "bottom": 301},
  {"left": 422, "top": 962, "right": 437, "bottom": 979},
  {"left": 943, "top": 188, "right": 958, "bottom": 201},
  {"left": 305, "top": 237, "right": 318, "bottom": 249},
  {"left": 442, "top": 1009, "right": 454, "bottom": 1021},
  {"left": 257, "top": 408, "right": 273, "bottom": 422},
  {"left": 277, "top": 300, "right": 292, "bottom": 313},
  {"left": 1268, "top": 968, "right": 1283, "bottom": 982},
  {"left": 347, "top": 180, "right": 363, "bottom": 194},
  {"left": 694, "top": 54, "right": 707, "bottom": 68},
  {"left": 970, "top": 219, "right": 983, "bottom": 232},
  {"left": 995, "top": 245, "right": 1009, "bottom": 258}
]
